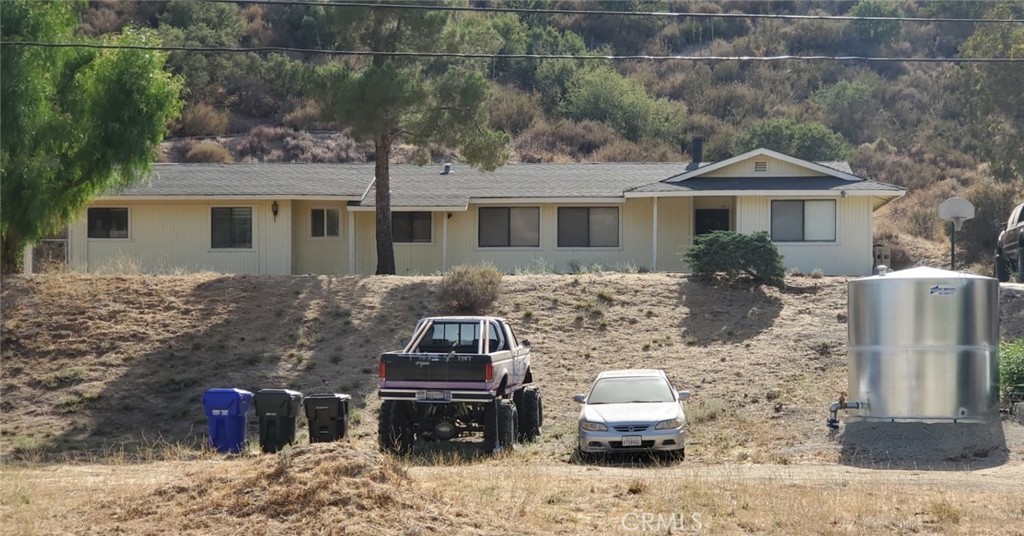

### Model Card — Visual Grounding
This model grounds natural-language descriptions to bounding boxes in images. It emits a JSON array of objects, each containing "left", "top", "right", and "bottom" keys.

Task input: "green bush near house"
[
  {"left": 683, "top": 231, "right": 786, "bottom": 288},
  {"left": 1000, "top": 339, "right": 1024, "bottom": 403},
  {"left": 439, "top": 263, "right": 504, "bottom": 315}
]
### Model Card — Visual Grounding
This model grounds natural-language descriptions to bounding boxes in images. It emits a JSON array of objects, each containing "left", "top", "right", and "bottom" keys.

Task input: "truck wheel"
[
  {"left": 1018, "top": 246, "right": 1024, "bottom": 281},
  {"left": 517, "top": 387, "right": 543, "bottom": 442},
  {"left": 498, "top": 400, "right": 518, "bottom": 452},
  {"left": 378, "top": 400, "right": 415, "bottom": 455},
  {"left": 482, "top": 399, "right": 498, "bottom": 452},
  {"left": 482, "top": 399, "right": 517, "bottom": 453},
  {"left": 995, "top": 250, "right": 1010, "bottom": 283}
]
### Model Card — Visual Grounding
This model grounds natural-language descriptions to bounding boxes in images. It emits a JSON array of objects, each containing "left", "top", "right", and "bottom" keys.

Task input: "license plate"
[
  {"left": 416, "top": 390, "right": 451, "bottom": 401},
  {"left": 621, "top": 435, "right": 642, "bottom": 447}
]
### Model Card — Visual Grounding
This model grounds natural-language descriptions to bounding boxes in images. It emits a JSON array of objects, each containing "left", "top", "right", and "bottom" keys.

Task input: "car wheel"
[
  {"left": 995, "top": 250, "right": 1010, "bottom": 283},
  {"left": 378, "top": 400, "right": 416, "bottom": 455},
  {"left": 1018, "top": 245, "right": 1024, "bottom": 281}
]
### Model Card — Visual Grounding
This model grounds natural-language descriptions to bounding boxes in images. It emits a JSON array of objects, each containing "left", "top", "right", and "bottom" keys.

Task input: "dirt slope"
[{"left": 2, "top": 273, "right": 1021, "bottom": 465}]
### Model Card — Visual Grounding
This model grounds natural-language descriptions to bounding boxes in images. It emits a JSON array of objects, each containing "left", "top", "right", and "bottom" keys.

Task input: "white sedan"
[{"left": 574, "top": 369, "right": 690, "bottom": 459}]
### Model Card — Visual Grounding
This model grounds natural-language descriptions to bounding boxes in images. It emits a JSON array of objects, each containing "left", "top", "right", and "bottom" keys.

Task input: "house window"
[
  {"left": 87, "top": 208, "right": 129, "bottom": 239},
  {"left": 557, "top": 207, "right": 619, "bottom": 247},
  {"left": 393, "top": 212, "right": 431, "bottom": 243},
  {"left": 311, "top": 208, "right": 340, "bottom": 238},
  {"left": 479, "top": 207, "right": 540, "bottom": 247},
  {"left": 211, "top": 207, "right": 252, "bottom": 249},
  {"left": 771, "top": 200, "right": 836, "bottom": 242}
]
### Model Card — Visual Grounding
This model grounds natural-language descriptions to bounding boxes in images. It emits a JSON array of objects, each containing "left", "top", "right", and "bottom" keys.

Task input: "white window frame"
[
  {"left": 86, "top": 207, "right": 131, "bottom": 240},
  {"left": 477, "top": 206, "right": 542, "bottom": 249},
  {"left": 310, "top": 207, "right": 341, "bottom": 239},
  {"left": 555, "top": 206, "right": 622, "bottom": 249},
  {"left": 770, "top": 199, "right": 837, "bottom": 243},
  {"left": 210, "top": 206, "right": 255, "bottom": 251}
]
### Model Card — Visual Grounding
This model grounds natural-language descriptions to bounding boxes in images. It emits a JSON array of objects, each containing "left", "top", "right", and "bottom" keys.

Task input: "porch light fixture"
[{"left": 272, "top": 200, "right": 279, "bottom": 221}]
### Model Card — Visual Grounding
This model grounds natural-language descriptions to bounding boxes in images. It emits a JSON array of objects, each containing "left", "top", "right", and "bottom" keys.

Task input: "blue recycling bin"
[{"left": 203, "top": 388, "right": 253, "bottom": 453}]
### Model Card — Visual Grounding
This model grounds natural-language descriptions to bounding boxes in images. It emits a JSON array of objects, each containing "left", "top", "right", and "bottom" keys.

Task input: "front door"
[{"left": 694, "top": 209, "right": 730, "bottom": 236}]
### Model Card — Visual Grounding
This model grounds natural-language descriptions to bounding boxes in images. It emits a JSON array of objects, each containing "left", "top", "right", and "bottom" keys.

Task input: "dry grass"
[{"left": 2, "top": 273, "right": 1023, "bottom": 534}]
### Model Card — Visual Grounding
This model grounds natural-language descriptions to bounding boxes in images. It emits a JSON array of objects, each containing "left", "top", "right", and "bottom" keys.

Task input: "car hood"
[{"left": 581, "top": 402, "right": 683, "bottom": 424}]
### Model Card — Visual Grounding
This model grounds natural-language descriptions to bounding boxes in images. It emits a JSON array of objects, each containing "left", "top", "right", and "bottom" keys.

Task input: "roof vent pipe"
[
  {"left": 690, "top": 136, "right": 704, "bottom": 165},
  {"left": 441, "top": 163, "right": 453, "bottom": 175}
]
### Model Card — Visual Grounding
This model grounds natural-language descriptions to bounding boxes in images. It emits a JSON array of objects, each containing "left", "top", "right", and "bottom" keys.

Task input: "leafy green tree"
[
  {"left": 156, "top": 0, "right": 243, "bottom": 105},
  {"left": 811, "top": 80, "right": 879, "bottom": 143},
  {"left": 315, "top": 5, "right": 509, "bottom": 275},
  {"left": 561, "top": 66, "right": 686, "bottom": 143},
  {"left": 0, "top": 1, "right": 183, "bottom": 273},
  {"left": 683, "top": 231, "right": 786, "bottom": 288},
  {"left": 960, "top": 2, "right": 1024, "bottom": 182},
  {"left": 848, "top": 0, "right": 902, "bottom": 46},
  {"left": 732, "top": 118, "right": 849, "bottom": 161}
]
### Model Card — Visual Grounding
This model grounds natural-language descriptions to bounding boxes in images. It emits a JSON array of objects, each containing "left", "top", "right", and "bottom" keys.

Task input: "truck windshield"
[{"left": 587, "top": 377, "right": 675, "bottom": 404}]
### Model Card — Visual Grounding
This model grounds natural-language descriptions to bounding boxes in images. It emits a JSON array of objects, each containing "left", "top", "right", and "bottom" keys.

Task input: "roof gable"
[{"left": 665, "top": 148, "right": 862, "bottom": 182}]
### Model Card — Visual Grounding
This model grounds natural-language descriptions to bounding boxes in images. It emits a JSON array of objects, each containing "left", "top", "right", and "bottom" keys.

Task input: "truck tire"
[
  {"left": 517, "top": 387, "right": 543, "bottom": 442},
  {"left": 499, "top": 400, "right": 518, "bottom": 452},
  {"left": 995, "top": 250, "right": 1010, "bottom": 283},
  {"left": 482, "top": 399, "right": 498, "bottom": 452},
  {"left": 378, "top": 400, "right": 416, "bottom": 455}
]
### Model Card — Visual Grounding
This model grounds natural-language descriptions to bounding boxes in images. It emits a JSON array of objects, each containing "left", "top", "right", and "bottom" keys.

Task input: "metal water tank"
[{"left": 846, "top": 266, "right": 999, "bottom": 422}]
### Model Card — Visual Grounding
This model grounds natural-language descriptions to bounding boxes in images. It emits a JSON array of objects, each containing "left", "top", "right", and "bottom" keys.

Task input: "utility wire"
[
  {"left": 205, "top": 0, "right": 1024, "bottom": 24},
  {"left": 2, "top": 41, "right": 1021, "bottom": 63}
]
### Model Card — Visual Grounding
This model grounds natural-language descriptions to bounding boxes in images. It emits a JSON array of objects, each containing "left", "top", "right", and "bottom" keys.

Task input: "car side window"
[{"left": 1017, "top": 206, "right": 1024, "bottom": 224}]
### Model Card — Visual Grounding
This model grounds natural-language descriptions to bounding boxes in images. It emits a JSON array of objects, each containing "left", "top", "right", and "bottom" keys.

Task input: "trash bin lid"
[
  {"left": 203, "top": 388, "right": 254, "bottom": 416},
  {"left": 254, "top": 389, "right": 304, "bottom": 417},
  {"left": 303, "top": 393, "right": 351, "bottom": 418}
]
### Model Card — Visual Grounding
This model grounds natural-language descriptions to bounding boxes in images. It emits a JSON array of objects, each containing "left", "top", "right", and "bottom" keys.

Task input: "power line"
[
  {"left": 3, "top": 41, "right": 1021, "bottom": 63},
  {"left": 205, "top": 0, "right": 1024, "bottom": 25}
]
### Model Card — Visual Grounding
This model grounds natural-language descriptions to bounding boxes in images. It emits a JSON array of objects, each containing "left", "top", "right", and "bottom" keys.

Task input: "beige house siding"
[
  {"left": 443, "top": 199, "right": 655, "bottom": 273},
  {"left": 353, "top": 211, "right": 444, "bottom": 275},
  {"left": 656, "top": 197, "right": 692, "bottom": 272},
  {"left": 68, "top": 199, "right": 291, "bottom": 274},
  {"left": 291, "top": 200, "right": 348, "bottom": 274},
  {"left": 736, "top": 195, "right": 873, "bottom": 275},
  {"left": 703, "top": 155, "right": 824, "bottom": 178}
]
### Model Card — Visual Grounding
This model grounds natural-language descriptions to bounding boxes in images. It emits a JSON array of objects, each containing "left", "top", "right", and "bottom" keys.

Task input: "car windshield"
[{"left": 587, "top": 377, "right": 675, "bottom": 404}]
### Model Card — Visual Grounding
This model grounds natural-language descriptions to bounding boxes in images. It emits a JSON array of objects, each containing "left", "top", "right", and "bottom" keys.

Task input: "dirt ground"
[{"left": 2, "top": 273, "right": 1023, "bottom": 534}]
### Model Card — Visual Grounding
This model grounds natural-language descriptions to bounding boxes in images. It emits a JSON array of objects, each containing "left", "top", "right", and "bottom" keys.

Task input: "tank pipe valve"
[{"left": 827, "top": 392, "right": 861, "bottom": 430}]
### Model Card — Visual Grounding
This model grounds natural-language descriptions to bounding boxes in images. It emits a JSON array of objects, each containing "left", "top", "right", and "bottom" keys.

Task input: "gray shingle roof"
[
  {"left": 627, "top": 176, "right": 905, "bottom": 194},
  {"left": 105, "top": 160, "right": 899, "bottom": 205},
  {"left": 111, "top": 163, "right": 372, "bottom": 198},
  {"left": 359, "top": 162, "right": 686, "bottom": 208}
]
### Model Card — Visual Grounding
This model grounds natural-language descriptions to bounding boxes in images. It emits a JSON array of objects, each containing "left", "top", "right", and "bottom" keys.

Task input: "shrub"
[
  {"left": 1000, "top": 339, "right": 1024, "bottom": 403},
  {"left": 439, "top": 263, "right": 503, "bottom": 314},
  {"left": 732, "top": 117, "right": 849, "bottom": 161},
  {"left": 185, "top": 141, "right": 233, "bottom": 163},
  {"left": 283, "top": 100, "right": 323, "bottom": 131},
  {"left": 488, "top": 84, "right": 540, "bottom": 135},
  {"left": 177, "top": 103, "right": 229, "bottom": 137},
  {"left": 683, "top": 231, "right": 786, "bottom": 288}
]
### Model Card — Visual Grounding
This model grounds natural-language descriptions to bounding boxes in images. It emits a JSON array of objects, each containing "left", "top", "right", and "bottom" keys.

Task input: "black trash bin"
[
  {"left": 254, "top": 389, "right": 303, "bottom": 453},
  {"left": 303, "top": 393, "right": 352, "bottom": 443}
]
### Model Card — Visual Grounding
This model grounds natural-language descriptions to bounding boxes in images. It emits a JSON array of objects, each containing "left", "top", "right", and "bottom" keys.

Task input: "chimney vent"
[
  {"left": 690, "top": 136, "right": 704, "bottom": 165},
  {"left": 441, "top": 162, "right": 453, "bottom": 175}
]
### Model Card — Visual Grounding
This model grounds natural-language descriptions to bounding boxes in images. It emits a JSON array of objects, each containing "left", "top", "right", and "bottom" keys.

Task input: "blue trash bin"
[{"left": 203, "top": 388, "right": 253, "bottom": 453}]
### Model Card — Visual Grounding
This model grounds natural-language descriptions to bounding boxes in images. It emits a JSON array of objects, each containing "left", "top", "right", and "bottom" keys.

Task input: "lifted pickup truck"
[
  {"left": 377, "top": 316, "right": 542, "bottom": 454},
  {"left": 996, "top": 202, "right": 1024, "bottom": 282}
]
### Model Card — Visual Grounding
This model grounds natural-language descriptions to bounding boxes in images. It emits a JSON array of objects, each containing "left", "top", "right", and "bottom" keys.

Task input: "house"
[{"left": 56, "top": 148, "right": 904, "bottom": 276}]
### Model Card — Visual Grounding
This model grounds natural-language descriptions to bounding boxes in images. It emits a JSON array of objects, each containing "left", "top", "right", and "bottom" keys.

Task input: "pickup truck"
[
  {"left": 996, "top": 202, "right": 1024, "bottom": 282},
  {"left": 377, "top": 316, "right": 542, "bottom": 454}
]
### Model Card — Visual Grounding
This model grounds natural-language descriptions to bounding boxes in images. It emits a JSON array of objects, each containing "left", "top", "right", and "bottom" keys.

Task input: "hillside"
[
  {"left": 3, "top": 273, "right": 1024, "bottom": 535},
  {"left": 2, "top": 273, "right": 1021, "bottom": 461}
]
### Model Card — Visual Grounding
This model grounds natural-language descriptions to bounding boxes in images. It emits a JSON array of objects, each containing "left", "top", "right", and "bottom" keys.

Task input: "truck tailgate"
[{"left": 381, "top": 352, "right": 494, "bottom": 383}]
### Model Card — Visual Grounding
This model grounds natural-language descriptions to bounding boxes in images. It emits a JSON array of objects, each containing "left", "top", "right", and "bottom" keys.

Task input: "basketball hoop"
[{"left": 938, "top": 197, "right": 975, "bottom": 270}]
